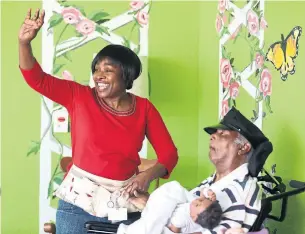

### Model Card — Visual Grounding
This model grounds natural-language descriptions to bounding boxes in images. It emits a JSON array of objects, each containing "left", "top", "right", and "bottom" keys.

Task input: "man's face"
[{"left": 209, "top": 129, "right": 239, "bottom": 165}]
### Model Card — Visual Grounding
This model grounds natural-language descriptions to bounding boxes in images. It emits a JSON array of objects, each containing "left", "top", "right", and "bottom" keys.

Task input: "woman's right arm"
[
  {"left": 19, "top": 41, "right": 36, "bottom": 70},
  {"left": 19, "top": 8, "right": 82, "bottom": 109}
]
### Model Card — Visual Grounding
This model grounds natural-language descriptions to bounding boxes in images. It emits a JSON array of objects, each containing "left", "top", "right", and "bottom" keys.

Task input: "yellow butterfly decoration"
[{"left": 266, "top": 26, "right": 302, "bottom": 81}]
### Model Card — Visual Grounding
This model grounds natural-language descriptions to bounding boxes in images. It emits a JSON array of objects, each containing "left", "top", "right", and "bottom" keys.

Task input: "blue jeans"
[{"left": 56, "top": 200, "right": 139, "bottom": 234}]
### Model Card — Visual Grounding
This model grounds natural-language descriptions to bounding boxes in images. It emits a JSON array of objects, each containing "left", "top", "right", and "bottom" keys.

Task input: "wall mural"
[
  {"left": 217, "top": 0, "right": 302, "bottom": 233},
  {"left": 25, "top": 0, "right": 151, "bottom": 232},
  {"left": 21, "top": 0, "right": 302, "bottom": 232},
  {"left": 216, "top": 0, "right": 301, "bottom": 125}
]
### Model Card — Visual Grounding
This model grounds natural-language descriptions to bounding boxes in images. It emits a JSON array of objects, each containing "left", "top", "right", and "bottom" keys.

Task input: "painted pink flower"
[
  {"left": 255, "top": 53, "right": 264, "bottom": 69},
  {"left": 136, "top": 11, "right": 149, "bottom": 25},
  {"left": 260, "top": 17, "right": 268, "bottom": 30},
  {"left": 76, "top": 19, "right": 96, "bottom": 35},
  {"left": 222, "top": 100, "right": 230, "bottom": 118},
  {"left": 220, "top": 58, "right": 233, "bottom": 88},
  {"left": 247, "top": 10, "right": 259, "bottom": 35},
  {"left": 218, "top": 0, "right": 229, "bottom": 14},
  {"left": 61, "top": 7, "right": 81, "bottom": 24},
  {"left": 229, "top": 82, "right": 240, "bottom": 99},
  {"left": 215, "top": 14, "right": 223, "bottom": 33},
  {"left": 230, "top": 26, "right": 241, "bottom": 40},
  {"left": 62, "top": 70, "right": 74, "bottom": 81},
  {"left": 130, "top": 1, "right": 145, "bottom": 10},
  {"left": 259, "top": 69, "right": 272, "bottom": 97}
]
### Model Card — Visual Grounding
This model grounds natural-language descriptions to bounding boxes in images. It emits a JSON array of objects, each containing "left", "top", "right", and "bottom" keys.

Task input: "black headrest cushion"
[{"left": 248, "top": 141, "right": 273, "bottom": 177}]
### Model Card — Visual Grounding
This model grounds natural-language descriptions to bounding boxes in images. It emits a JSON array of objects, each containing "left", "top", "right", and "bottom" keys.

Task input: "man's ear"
[{"left": 240, "top": 142, "right": 251, "bottom": 155}]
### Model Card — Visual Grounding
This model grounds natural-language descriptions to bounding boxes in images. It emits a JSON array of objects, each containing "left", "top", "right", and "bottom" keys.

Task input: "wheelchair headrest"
[{"left": 248, "top": 140, "right": 273, "bottom": 177}]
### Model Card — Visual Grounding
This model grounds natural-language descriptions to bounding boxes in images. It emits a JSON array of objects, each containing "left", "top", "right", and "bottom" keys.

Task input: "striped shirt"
[{"left": 190, "top": 163, "right": 262, "bottom": 234}]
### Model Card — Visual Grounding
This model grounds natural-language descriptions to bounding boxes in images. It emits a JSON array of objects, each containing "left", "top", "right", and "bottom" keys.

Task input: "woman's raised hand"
[{"left": 19, "top": 8, "right": 45, "bottom": 45}]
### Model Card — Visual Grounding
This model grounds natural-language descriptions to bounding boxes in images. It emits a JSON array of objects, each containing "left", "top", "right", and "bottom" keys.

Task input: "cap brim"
[{"left": 204, "top": 124, "right": 231, "bottom": 135}]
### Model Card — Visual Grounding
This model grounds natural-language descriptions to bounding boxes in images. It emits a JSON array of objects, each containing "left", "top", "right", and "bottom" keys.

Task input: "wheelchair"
[{"left": 44, "top": 141, "right": 305, "bottom": 234}]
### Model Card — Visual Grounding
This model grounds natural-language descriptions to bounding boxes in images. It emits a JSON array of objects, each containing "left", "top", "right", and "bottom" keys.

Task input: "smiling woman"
[
  {"left": 18, "top": 8, "right": 178, "bottom": 234},
  {"left": 91, "top": 44, "right": 142, "bottom": 112}
]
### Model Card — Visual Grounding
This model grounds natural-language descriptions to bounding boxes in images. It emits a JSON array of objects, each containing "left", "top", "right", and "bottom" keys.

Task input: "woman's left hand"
[{"left": 123, "top": 171, "right": 152, "bottom": 195}]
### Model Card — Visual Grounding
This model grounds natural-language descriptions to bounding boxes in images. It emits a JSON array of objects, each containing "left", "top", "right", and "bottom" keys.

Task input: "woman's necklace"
[{"left": 94, "top": 90, "right": 136, "bottom": 116}]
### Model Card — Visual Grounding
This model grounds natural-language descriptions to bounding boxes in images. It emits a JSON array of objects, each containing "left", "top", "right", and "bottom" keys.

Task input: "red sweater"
[{"left": 20, "top": 61, "right": 178, "bottom": 180}]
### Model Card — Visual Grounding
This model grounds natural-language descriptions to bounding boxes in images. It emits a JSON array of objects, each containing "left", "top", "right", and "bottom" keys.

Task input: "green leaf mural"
[
  {"left": 27, "top": 141, "right": 41, "bottom": 157},
  {"left": 48, "top": 13, "right": 63, "bottom": 30},
  {"left": 87, "top": 10, "right": 110, "bottom": 22},
  {"left": 53, "top": 64, "right": 65, "bottom": 75},
  {"left": 95, "top": 25, "right": 110, "bottom": 36}
]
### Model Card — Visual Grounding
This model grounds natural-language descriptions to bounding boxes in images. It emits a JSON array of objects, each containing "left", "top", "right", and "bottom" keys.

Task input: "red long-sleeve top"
[{"left": 20, "top": 61, "right": 178, "bottom": 180}]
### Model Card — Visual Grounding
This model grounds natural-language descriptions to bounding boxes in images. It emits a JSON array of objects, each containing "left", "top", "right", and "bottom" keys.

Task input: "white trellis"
[
  {"left": 219, "top": 0, "right": 265, "bottom": 130},
  {"left": 218, "top": 0, "right": 278, "bottom": 215},
  {"left": 39, "top": 0, "right": 150, "bottom": 233}
]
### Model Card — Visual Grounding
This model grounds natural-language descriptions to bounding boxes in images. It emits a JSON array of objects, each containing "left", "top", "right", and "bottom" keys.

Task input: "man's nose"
[
  {"left": 210, "top": 130, "right": 221, "bottom": 140},
  {"left": 210, "top": 132, "right": 217, "bottom": 141}
]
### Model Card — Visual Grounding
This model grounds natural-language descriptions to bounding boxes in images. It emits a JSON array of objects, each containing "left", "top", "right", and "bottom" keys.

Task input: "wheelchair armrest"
[
  {"left": 250, "top": 184, "right": 305, "bottom": 230},
  {"left": 264, "top": 186, "right": 305, "bottom": 202},
  {"left": 263, "top": 186, "right": 305, "bottom": 223}
]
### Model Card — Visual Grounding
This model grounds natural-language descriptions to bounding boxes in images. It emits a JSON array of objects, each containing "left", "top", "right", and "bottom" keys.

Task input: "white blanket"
[{"left": 117, "top": 181, "right": 201, "bottom": 234}]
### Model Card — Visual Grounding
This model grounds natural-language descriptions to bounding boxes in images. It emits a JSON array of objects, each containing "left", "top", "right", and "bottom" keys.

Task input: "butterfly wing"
[
  {"left": 266, "top": 26, "right": 302, "bottom": 81},
  {"left": 285, "top": 26, "right": 302, "bottom": 75},
  {"left": 266, "top": 41, "right": 287, "bottom": 79}
]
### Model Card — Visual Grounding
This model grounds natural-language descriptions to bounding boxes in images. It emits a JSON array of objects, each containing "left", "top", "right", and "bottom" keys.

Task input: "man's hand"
[
  {"left": 207, "top": 189, "right": 217, "bottom": 201},
  {"left": 128, "top": 192, "right": 149, "bottom": 210},
  {"left": 19, "top": 8, "right": 45, "bottom": 45},
  {"left": 123, "top": 171, "right": 152, "bottom": 195}
]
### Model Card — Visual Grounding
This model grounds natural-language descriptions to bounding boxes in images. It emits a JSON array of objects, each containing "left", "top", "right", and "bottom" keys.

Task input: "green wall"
[
  {"left": 1, "top": 1, "right": 305, "bottom": 233},
  {"left": 199, "top": 2, "right": 305, "bottom": 233}
]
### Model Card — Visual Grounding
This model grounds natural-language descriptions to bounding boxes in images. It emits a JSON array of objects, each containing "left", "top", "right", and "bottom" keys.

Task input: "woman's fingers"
[
  {"left": 129, "top": 181, "right": 139, "bottom": 194},
  {"left": 24, "top": 8, "right": 44, "bottom": 28},
  {"left": 25, "top": 8, "right": 31, "bottom": 20},
  {"left": 32, "top": 8, "right": 40, "bottom": 21},
  {"left": 123, "top": 183, "right": 133, "bottom": 193},
  {"left": 38, "top": 9, "right": 45, "bottom": 26}
]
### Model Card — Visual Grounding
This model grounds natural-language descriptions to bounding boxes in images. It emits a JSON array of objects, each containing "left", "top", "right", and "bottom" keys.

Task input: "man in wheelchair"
[
  {"left": 84, "top": 107, "right": 305, "bottom": 234},
  {"left": 121, "top": 106, "right": 268, "bottom": 234}
]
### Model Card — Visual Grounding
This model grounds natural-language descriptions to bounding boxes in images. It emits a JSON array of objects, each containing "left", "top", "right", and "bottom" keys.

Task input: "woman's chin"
[{"left": 95, "top": 87, "right": 109, "bottom": 98}]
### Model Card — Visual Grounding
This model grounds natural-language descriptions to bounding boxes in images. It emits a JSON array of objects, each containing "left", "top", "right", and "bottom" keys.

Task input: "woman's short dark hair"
[
  {"left": 195, "top": 201, "right": 223, "bottom": 230},
  {"left": 91, "top": 44, "right": 142, "bottom": 90}
]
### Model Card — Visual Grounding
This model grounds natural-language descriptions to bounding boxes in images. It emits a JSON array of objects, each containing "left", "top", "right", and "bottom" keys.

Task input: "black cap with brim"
[
  {"left": 203, "top": 107, "right": 269, "bottom": 149},
  {"left": 204, "top": 124, "right": 231, "bottom": 135}
]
